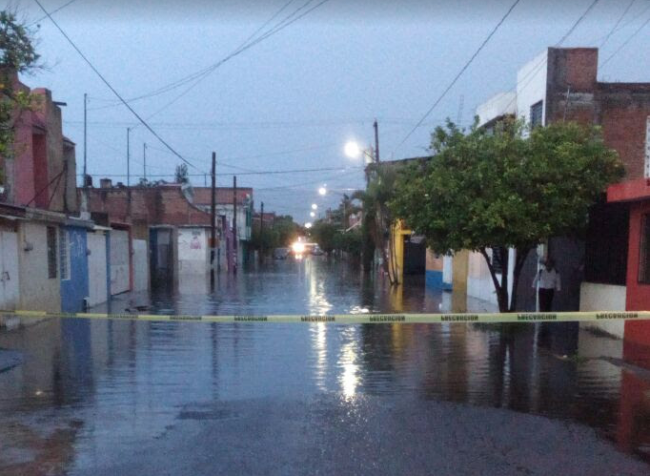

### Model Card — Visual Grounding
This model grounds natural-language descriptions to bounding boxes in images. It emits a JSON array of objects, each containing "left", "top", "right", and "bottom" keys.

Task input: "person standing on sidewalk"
[{"left": 533, "top": 258, "right": 561, "bottom": 312}]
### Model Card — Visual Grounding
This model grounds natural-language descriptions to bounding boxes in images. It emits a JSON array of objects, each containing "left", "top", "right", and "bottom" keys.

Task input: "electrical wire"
[
  {"left": 139, "top": 0, "right": 331, "bottom": 122},
  {"left": 599, "top": 0, "right": 636, "bottom": 48},
  {"left": 493, "top": 0, "right": 605, "bottom": 121},
  {"left": 600, "top": 10, "right": 650, "bottom": 68},
  {"left": 88, "top": 0, "right": 330, "bottom": 114},
  {"left": 27, "top": 0, "right": 81, "bottom": 27},
  {"left": 393, "top": 0, "right": 522, "bottom": 153},
  {"left": 32, "top": 0, "right": 205, "bottom": 173}
]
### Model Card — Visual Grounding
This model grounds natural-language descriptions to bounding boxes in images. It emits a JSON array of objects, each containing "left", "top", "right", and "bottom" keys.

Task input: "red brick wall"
[
  {"left": 598, "top": 87, "right": 650, "bottom": 180},
  {"left": 545, "top": 49, "right": 650, "bottom": 180},
  {"left": 84, "top": 185, "right": 212, "bottom": 227}
]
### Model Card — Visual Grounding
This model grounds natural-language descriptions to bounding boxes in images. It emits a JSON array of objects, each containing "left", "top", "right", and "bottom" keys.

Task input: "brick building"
[{"left": 0, "top": 70, "right": 101, "bottom": 318}]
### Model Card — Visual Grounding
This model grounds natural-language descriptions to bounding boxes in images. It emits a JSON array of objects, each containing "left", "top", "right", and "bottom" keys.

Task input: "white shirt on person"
[{"left": 533, "top": 268, "right": 561, "bottom": 291}]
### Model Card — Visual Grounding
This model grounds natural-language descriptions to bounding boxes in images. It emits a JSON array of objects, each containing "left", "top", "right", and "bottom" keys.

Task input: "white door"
[
  {"left": 0, "top": 232, "right": 19, "bottom": 310},
  {"left": 110, "top": 229, "right": 130, "bottom": 295},
  {"left": 87, "top": 232, "right": 108, "bottom": 306},
  {"left": 132, "top": 239, "right": 149, "bottom": 291}
]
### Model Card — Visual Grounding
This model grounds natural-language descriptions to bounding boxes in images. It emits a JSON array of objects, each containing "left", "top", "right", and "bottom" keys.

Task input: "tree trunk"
[
  {"left": 479, "top": 248, "right": 509, "bottom": 313},
  {"left": 508, "top": 247, "right": 531, "bottom": 312}
]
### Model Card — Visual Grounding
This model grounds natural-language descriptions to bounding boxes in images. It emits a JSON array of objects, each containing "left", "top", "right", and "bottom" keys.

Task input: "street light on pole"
[{"left": 318, "top": 185, "right": 327, "bottom": 196}]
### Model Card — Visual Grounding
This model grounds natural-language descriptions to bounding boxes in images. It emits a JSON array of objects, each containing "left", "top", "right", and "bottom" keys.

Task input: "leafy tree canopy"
[
  {"left": 390, "top": 119, "right": 624, "bottom": 311},
  {"left": 391, "top": 120, "right": 623, "bottom": 254},
  {"left": 0, "top": 11, "right": 40, "bottom": 74},
  {"left": 174, "top": 164, "right": 189, "bottom": 184}
]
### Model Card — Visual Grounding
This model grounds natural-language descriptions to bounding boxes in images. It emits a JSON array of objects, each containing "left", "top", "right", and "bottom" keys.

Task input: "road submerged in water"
[{"left": 1, "top": 257, "right": 649, "bottom": 475}]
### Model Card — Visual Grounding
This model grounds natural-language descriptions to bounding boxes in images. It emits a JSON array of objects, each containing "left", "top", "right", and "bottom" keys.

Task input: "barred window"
[
  {"left": 60, "top": 229, "right": 70, "bottom": 280},
  {"left": 530, "top": 100, "right": 543, "bottom": 128},
  {"left": 47, "top": 226, "right": 57, "bottom": 279}
]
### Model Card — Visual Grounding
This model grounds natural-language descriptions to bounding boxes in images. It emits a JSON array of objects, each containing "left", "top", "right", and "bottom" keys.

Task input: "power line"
[
  {"left": 88, "top": 0, "right": 330, "bottom": 114},
  {"left": 140, "top": 0, "right": 332, "bottom": 122},
  {"left": 393, "top": 0, "right": 522, "bottom": 153},
  {"left": 80, "top": 165, "right": 363, "bottom": 178},
  {"left": 32, "top": 0, "right": 204, "bottom": 173},
  {"left": 601, "top": 10, "right": 650, "bottom": 68},
  {"left": 555, "top": 0, "right": 602, "bottom": 45},
  {"left": 600, "top": 0, "right": 636, "bottom": 48},
  {"left": 495, "top": 0, "right": 605, "bottom": 120},
  {"left": 27, "top": 0, "right": 81, "bottom": 27}
]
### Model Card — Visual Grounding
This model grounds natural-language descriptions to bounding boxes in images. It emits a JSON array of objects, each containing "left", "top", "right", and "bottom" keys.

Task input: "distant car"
[
  {"left": 273, "top": 247, "right": 289, "bottom": 260},
  {"left": 311, "top": 245, "right": 324, "bottom": 256}
]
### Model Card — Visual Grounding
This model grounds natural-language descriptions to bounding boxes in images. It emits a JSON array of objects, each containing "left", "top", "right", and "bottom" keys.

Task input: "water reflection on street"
[{"left": 1, "top": 257, "right": 649, "bottom": 475}]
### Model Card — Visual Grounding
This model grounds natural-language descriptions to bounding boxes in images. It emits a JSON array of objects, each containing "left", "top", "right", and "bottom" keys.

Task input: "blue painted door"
[{"left": 60, "top": 226, "right": 89, "bottom": 313}]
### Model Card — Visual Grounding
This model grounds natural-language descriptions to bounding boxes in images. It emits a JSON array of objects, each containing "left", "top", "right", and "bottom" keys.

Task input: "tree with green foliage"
[
  {"left": 251, "top": 215, "right": 300, "bottom": 255},
  {"left": 310, "top": 220, "right": 339, "bottom": 254},
  {"left": 391, "top": 119, "right": 624, "bottom": 312},
  {"left": 353, "top": 166, "right": 398, "bottom": 282},
  {"left": 174, "top": 164, "right": 189, "bottom": 184},
  {"left": 0, "top": 11, "right": 41, "bottom": 183}
]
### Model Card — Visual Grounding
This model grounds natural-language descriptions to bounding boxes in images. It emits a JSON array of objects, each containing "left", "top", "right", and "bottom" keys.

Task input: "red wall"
[
  {"left": 624, "top": 200, "right": 650, "bottom": 349},
  {"left": 625, "top": 200, "right": 650, "bottom": 312},
  {"left": 84, "top": 185, "right": 212, "bottom": 227}
]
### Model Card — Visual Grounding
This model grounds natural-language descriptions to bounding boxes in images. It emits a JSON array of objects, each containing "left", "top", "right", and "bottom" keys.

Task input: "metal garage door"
[
  {"left": 0, "top": 231, "right": 19, "bottom": 310},
  {"left": 87, "top": 232, "right": 108, "bottom": 306},
  {"left": 110, "top": 229, "right": 130, "bottom": 295}
]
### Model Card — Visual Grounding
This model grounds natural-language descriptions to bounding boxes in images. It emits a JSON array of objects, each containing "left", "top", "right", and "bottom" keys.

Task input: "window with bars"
[
  {"left": 530, "top": 100, "right": 543, "bottom": 128},
  {"left": 47, "top": 226, "right": 57, "bottom": 279},
  {"left": 640, "top": 214, "right": 650, "bottom": 285},
  {"left": 60, "top": 229, "right": 70, "bottom": 280}
]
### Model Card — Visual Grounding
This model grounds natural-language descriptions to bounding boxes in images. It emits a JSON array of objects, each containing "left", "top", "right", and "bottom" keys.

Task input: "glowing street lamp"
[
  {"left": 318, "top": 185, "right": 327, "bottom": 196},
  {"left": 311, "top": 204, "right": 318, "bottom": 210},
  {"left": 310, "top": 211, "right": 316, "bottom": 217},
  {"left": 344, "top": 140, "right": 376, "bottom": 165},
  {"left": 305, "top": 222, "right": 313, "bottom": 229},
  {"left": 344, "top": 141, "right": 362, "bottom": 159}
]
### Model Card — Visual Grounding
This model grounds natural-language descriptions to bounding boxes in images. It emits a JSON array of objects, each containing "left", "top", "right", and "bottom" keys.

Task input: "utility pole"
[
  {"left": 260, "top": 201, "right": 264, "bottom": 262},
  {"left": 210, "top": 152, "right": 217, "bottom": 285},
  {"left": 126, "top": 128, "right": 131, "bottom": 186},
  {"left": 373, "top": 119, "right": 380, "bottom": 163},
  {"left": 126, "top": 127, "right": 131, "bottom": 217},
  {"left": 143, "top": 143, "right": 147, "bottom": 180},
  {"left": 83, "top": 93, "right": 87, "bottom": 187},
  {"left": 233, "top": 175, "right": 238, "bottom": 274}
]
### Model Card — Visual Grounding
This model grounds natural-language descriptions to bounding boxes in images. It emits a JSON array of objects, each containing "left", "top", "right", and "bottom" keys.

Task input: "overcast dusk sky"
[{"left": 7, "top": 0, "right": 650, "bottom": 221}]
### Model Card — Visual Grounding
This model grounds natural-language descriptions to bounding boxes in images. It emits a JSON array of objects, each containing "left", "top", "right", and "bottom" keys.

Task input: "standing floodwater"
[{"left": 1, "top": 257, "right": 649, "bottom": 475}]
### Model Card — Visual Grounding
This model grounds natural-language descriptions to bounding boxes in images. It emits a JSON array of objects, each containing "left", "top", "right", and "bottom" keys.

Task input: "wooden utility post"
[
  {"left": 373, "top": 119, "right": 380, "bottom": 163},
  {"left": 83, "top": 93, "right": 87, "bottom": 186},
  {"left": 143, "top": 143, "right": 147, "bottom": 180},
  {"left": 210, "top": 152, "right": 217, "bottom": 284},
  {"left": 233, "top": 176, "right": 238, "bottom": 274},
  {"left": 260, "top": 201, "right": 264, "bottom": 262},
  {"left": 126, "top": 127, "right": 131, "bottom": 217}
]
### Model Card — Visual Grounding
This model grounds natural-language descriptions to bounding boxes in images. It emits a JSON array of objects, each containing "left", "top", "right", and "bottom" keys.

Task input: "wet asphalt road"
[{"left": 1, "top": 257, "right": 649, "bottom": 475}]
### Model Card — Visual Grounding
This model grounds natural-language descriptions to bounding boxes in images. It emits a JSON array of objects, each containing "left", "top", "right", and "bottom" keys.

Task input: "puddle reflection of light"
[
  {"left": 311, "top": 323, "right": 328, "bottom": 391},
  {"left": 307, "top": 258, "right": 332, "bottom": 315},
  {"left": 338, "top": 327, "right": 361, "bottom": 399}
]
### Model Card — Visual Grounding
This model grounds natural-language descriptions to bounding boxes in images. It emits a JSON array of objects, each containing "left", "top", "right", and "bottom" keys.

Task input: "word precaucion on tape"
[{"left": 2, "top": 310, "right": 649, "bottom": 324}]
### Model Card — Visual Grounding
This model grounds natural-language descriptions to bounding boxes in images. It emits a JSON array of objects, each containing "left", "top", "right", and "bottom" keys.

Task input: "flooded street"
[{"left": 1, "top": 257, "right": 649, "bottom": 475}]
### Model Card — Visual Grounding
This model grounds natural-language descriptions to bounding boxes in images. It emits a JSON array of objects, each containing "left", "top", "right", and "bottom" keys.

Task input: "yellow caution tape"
[{"left": 2, "top": 310, "right": 650, "bottom": 324}]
